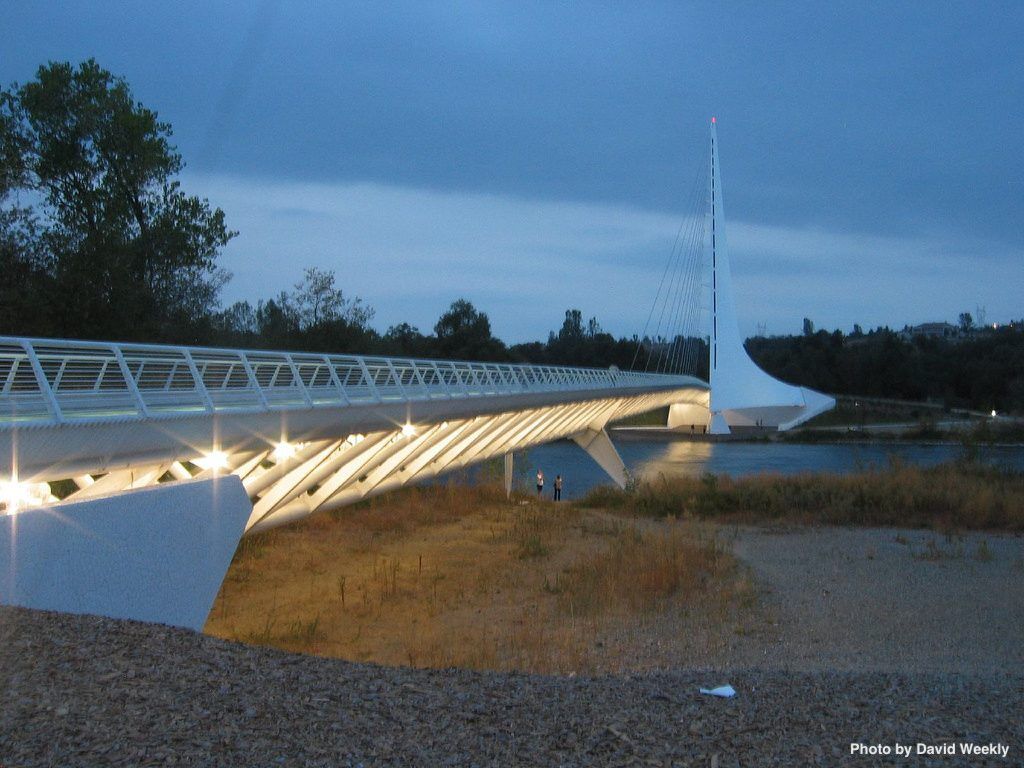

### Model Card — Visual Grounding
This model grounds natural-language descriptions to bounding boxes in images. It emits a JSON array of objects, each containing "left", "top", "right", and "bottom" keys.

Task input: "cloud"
[
  {"left": 726, "top": 222, "right": 1022, "bottom": 333},
  {"left": 187, "top": 174, "right": 1023, "bottom": 342}
]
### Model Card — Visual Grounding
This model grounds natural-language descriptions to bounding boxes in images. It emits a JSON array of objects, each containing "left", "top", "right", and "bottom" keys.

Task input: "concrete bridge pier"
[{"left": 504, "top": 452, "right": 514, "bottom": 498}]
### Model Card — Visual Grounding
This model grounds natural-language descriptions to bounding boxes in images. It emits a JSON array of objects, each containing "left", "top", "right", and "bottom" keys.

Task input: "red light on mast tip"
[{"left": 711, "top": 116, "right": 716, "bottom": 123}]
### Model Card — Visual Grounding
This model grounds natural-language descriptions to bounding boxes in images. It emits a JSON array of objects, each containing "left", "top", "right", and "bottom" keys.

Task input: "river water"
[{"left": 499, "top": 438, "right": 1024, "bottom": 501}]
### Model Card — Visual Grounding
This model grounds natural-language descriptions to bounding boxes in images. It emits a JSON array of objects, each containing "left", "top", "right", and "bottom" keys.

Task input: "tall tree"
[
  {"left": 383, "top": 322, "right": 427, "bottom": 357},
  {"left": 434, "top": 299, "right": 504, "bottom": 360},
  {"left": 0, "top": 59, "right": 235, "bottom": 340},
  {"left": 558, "top": 309, "right": 584, "bottom": 342},
  {"left": 292, "top": 267, "right": 372, "bottom": 330}
]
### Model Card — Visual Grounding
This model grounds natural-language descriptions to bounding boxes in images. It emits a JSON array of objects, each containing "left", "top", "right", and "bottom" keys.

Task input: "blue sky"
[{"left": 5, "top": 1, "right": 1023, "bottom": 341}]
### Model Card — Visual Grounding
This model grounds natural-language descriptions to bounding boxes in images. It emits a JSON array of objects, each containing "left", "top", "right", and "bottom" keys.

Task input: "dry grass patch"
[
  {"left": 550, "top": 524, "right": 731, "bottom": 616},
  {"left": 580, "top": 461, "right": 1024, "bottom": 531},
  {"left": 206, "top": 484, "right": 757, "bottom": 674}
]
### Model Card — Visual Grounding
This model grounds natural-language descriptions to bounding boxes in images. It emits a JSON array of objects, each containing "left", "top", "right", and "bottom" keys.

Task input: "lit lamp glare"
[
  {"left": 401, "top": 423, "right": 416, "bottom": 438},
  {"left": 272, "top": 441, "right": 297, "bottom": 462},
  {"left": 196, "top": 450, "right": 230, "bottom": 471},
  {"left": 0, "top": 480, "right": 50, "bottom": 515}
]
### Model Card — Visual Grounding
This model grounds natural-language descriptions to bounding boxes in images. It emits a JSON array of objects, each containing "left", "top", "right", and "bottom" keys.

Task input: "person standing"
[
  {"left": 536, "top": 469, "right": 544, "bottom": 496},
  {"left": 554, "top": 474, "right": 563, "bottom": 501}
]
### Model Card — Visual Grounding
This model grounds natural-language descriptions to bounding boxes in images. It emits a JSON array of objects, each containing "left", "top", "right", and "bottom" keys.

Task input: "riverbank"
[
  {"left": 585, "top": 460, "right": 1024, "bottom": 531},
  {"left": 783, "top": 418, "right": 1024, "bottom": 445},
  {"left": 611, "top": 420, "right": 1024, "bottom": 446},
  {"left": 203, "top": 462, "right": 1024, "bottom": 675},
  {"left": 610, "top": 396, "right": 1024, "bottom": 446}
]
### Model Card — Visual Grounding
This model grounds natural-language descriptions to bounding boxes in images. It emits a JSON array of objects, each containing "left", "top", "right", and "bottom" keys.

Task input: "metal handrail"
[{"left": 0, "top": 336, "right": 704, "bottom": 427}]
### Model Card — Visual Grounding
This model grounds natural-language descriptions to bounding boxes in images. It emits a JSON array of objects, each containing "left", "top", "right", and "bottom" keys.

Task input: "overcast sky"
[{"left": 5, "top": 1, "right": 1022, "bottom": 341}]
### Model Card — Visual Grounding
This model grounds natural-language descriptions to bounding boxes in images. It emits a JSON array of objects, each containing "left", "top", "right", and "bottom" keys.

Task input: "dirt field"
[{"left": 5, "top": 605, "right": 1021, "bottom": 766}]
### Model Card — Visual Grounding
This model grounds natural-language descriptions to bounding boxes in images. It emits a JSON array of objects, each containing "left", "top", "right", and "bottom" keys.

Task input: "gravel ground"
[
  {"left": 714, "top": 526, "right": 1024, "bottom": 674},
  {"left": 1, "top": 605, "right": 1021, "bottom": 767}
]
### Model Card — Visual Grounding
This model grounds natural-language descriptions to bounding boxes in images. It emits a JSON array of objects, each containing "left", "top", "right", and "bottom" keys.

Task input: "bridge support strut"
[
  {"left": 504, "top": 452, "right": 514, "bottom": 498},
  {"left": 571, "top": 428, "right": 629, "bottom": 489}
]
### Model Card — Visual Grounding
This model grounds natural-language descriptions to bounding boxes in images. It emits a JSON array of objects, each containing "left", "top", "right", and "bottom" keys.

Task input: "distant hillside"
[{"left": 745, "top": 324, "right": 1024, "bottom": 415}]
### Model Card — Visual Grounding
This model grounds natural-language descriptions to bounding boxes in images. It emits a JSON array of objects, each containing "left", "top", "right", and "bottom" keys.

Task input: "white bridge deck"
[
  {"left": 1, "top": 337, "right": 707, "bottom": 532},
  {"left": 0, "top": 337, "right": 691, "bottom": 425}
]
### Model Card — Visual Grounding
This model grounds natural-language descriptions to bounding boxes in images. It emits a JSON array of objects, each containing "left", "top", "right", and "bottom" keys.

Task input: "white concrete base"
[
  {"left": 712, "top": 387, "right": 836, "bottom": 434},
  {"left": 667, "top": 401, "right": 711, "bottom": 430},
  {"left": 0, "top": 476, "right": 252, "bottom": 631},
  {"left": 710, "top": 412, "right": 732, "bottom": 435}
]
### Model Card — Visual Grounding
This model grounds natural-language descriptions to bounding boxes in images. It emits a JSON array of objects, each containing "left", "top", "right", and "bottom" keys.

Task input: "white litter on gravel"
[{"left": 700, "top": 685, "right": 737, "bottom": 697}]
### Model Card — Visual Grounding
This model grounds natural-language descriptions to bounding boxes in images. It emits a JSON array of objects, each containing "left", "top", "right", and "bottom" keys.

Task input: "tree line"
[
  {"left": 746, "top": 324, "right": 1024, "bottom": 414},
  {"left": 208, "top": 268, "right": 690, "bottom": 374}
]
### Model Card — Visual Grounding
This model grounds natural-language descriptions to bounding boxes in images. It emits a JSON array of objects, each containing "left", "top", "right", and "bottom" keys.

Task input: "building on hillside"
[{"left": 902, "top": 322, "right": 958, "bottom": 340}]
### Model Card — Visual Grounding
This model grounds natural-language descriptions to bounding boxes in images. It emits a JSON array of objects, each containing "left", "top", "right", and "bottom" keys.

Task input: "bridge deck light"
[
  {"left": 272, "top": 441, "right": 297, "bottom": 462},
  {"left": 401, "top": 423, "right": 416, "bottom": 438},
  {"left": 196, "top": 450, "right": 230, "bottom": 471},
  {"left": 0, "top": 480, "right": 50, "bottom": 515}
]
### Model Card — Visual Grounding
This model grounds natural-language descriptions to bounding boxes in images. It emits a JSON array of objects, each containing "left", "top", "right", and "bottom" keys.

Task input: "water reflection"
[
  {"left": 633, "top": 440, "right": 713, "bottom": 480},
  {"left": 453, "top": 439, "right": 1024, "bottom": 501},
  {"left": 640, "top": 440, "right": 1024, "bottom": 480},
  {"left": 516, "top": 438, "right": 1024, "bottom": 501}
]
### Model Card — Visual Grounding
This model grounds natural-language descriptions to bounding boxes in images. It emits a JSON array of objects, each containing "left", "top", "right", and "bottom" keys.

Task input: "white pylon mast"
[
  {"left": 711, "top": 117, "right": 719, "bottom": 375},
  {"left": 704, "top": 118, "right": 835, "bottom": 433}
]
